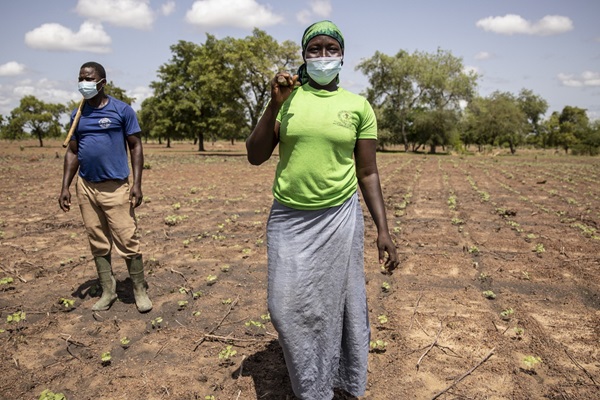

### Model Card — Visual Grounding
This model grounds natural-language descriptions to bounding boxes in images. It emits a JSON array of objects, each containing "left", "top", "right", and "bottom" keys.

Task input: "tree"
[
  {"left": 462, "top": 92, "right": 527, "bottom": 154},
  {"left": 357, "top": 48, "right": 477, "bottom": 152},
  {"left": 517, "top": 89, "right": 548, "bottom": 147},
  {"left": 557, "top": 106, "right": 590, "bottom": 154},
  {"left": 1, "top": 95, "right": 66, "bottom": 147},
  {"left": 142, "top": 31, "right": 301, "bottom": 151},
  {"left": 104, "top": 81, "right": 136, "bottom": 105}
]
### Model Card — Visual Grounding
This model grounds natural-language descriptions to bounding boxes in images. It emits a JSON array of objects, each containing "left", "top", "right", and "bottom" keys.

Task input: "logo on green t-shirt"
[{"left": 334, "top": 110, "right": 354, "bottom": 130}]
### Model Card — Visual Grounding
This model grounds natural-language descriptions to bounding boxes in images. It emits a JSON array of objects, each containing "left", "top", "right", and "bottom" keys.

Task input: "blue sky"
[{"left": 1, "top": 0, "right": 599, "bottom": 121}]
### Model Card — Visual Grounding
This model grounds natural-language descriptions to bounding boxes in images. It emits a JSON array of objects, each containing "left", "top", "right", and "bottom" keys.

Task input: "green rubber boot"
[
  {"left": 126, "top": 255, "right": 152, "bottom": 313},
  {"left": 92, "top": 255, "right": 117, "bottom": 311}
]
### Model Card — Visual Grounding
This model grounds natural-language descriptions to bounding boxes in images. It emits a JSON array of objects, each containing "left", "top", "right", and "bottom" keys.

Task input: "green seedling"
[
  {"left": 120, "top": 337, "right": 130, "bottom": 348},
  {"left": 151, "top": 317, "right": 163, "bottom": 329},
  {"left": 38, "top": 389, "right": 66, "bottom": 400},
  {"left": 378, "top": 315, "right": 389, "bottom": 324},
  {"left": 260, "top": 313, "right": 271, "bottom": 322},
  {"left": 468, "top": 245, "right": 479, "bottom": 254},
  {"left": 192, "top": 291, "right": 203, "bottom": 299},
  {"left": 101, "top": 351, "right": 111, "bottom": 366},
  {"left": 182, "top": 239, "right": 190, "bottom": 247},
  {"left": 7, "top": 311, "right": 26, "bottom": 323},
  {"left": 222, "top": 298, "right": 232, "bottom": 305},
  {"left": 369, "top": 339, "right": 388, "bottom": 353},
  {"left": 533, "top": 243, "right": 545, "bottom": 254},
  {"left": 514, "top": 327, "right": 524, "bottom": 338},
  {"left": 220, "top": 265, "right": 230, "bottom": 272},
  {"left": 522, "top": 355, "right": 542, "bottom": 370},
  {"left": 178, "top": 287, "right": 188, "bottom": 294},
  {"left": 245, "top": 320, "right": 265, "bottom": 329},
  {"left": 0, "top": 277, "right": 14, "bottom": 285},
  {"left": 192, "top": 311, "right": 201, "bottom": 317},
  {"left": 482, "top": 290, "right": 496, "bottom": 299},
  {"left": 58, "top": 298, "right": 75, "bottom": 309},
  {"left": 205, "top": 396, "right": 215, "bottom": 400},
  {"left": 500, "top": 308, "right": 514, "bottom": 320},
  {"left": 172, "top": 202, "right": 181, "bottom": 210},
  {"left": 381, "top": 282, "right": 391, "bottom": 292},
  {"left": 451, "top": 217, "right": 464, "bottom": 226},
  {"left": 177, "top": 300, "right": 188, "bottom": 310},
  {"left": 206, "top": 275, "right": 218, "bottom": 286},
  {"left": 218, "top": 345, "right": 237, "bottom": 361},
  {"left": 478, "top": 272, "right": 490, "bottom": 282},
  {"left": 521, "top": 271, "right": 531, "bottom": 281}
]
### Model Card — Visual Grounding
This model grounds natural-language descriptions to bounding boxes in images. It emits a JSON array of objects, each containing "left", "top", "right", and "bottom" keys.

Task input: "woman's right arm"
[{"left": 246, "top": 73, "right": 297, "bottom": 165}]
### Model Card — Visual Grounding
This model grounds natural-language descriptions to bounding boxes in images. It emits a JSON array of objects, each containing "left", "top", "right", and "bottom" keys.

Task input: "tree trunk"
[
  {"left": 37, "top": 132, "right": 44, "bottom": 147},
  {"left": 197, "top": 132, "right": 205, "bottom": 152},
  {"left": 430, "top": 144, "right": 436, "bottom": 154}
]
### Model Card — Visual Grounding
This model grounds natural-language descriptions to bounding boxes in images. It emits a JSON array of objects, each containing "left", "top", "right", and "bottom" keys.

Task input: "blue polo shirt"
[{"left": 71, "top": 96, "right": 141, "bottom": 182}]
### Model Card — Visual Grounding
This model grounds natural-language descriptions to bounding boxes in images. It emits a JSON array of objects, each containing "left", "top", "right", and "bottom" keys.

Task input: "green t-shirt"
[{"left": 273, "top": 84, "right": 377, "bottom": 210}]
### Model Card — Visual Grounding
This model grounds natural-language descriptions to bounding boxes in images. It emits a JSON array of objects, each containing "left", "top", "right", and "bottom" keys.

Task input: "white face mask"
[
  {"left": 78, "top": 79, "right": 103, "bottom": 99},
  {"left": 306, "top": 57, "right": 343, "bottom": 86}
]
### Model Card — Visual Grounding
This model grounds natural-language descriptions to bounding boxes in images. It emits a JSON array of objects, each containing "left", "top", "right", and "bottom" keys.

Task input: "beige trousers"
[{"left": 76, "top": 177, "right": 140, "bottom": 258}]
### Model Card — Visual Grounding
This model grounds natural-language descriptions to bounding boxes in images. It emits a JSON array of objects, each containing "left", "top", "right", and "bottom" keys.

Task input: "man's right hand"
[{"left": 59, "top": 189, "right": 71, "bottom": 212}]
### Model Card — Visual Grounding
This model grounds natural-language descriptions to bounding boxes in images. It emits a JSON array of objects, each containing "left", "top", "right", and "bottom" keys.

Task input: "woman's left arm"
[{"left": 355, "top": 139, "right": 399, "bottom": 273}]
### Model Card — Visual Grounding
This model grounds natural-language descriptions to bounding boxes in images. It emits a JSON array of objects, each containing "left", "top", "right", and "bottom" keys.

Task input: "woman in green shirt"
[{"left": 246, "top": 20, "right": 399, "bottom": 399}]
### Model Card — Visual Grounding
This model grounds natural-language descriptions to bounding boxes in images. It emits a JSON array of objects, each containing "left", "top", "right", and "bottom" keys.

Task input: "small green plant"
[
  {"left": 192, "top": 311, "right": 201, "bottom": 317},
  {"left": 521, "top": 271, "right": 531, "bottom": 281},
  {"left": 447, "top": 195, "right": 457, "bottom": 209},
  {"left": 533, "top": 243, "right": 545, "bottom": 254},
  {"left": 377, "top": 315, "right": 388, "bottom": 324},
  {"left": 101, "top": 351, "right": 112, "bottom": 366},
  {"left": 381, "top": 282, "right": 391, "bottom": 292},
  {"left": 0, "top": 277, "right": 14, "bottom": 285},
  {"left": 142, "top": 162, "right": 151, "bottom": 170},
  {"left": 177, "top": 300, "right": 188, "bottom": 310},
  {"left": 164, "top": 215, "right": 187, "bottom": 226},
  {"left": 58, "top": 298, "right": 75, "bottom": 309},
  {"left": 182, "top": 239, "right": 190, "bottom": 247},
  {"left": 482, "top": 290, "right": 496, "bottom": 299},
  {"left": 6, "top": 311, "right": 26, "bottom": 323},
  {"left": 451, "top": 217, "right": 464, "bottom": 226},
  {"left": 522, "top": 355, "right": 542, "bottom": 370},
  {"left": 172, "top": 202, "right": 181, "bottom": 210},
  {"left": 218, "top": 345, "right": 237, "bottom": 361},
  {"left": 260, "top": 313, "right": 271, "bottom": 322},
  {"left": 514, "top": 327, "right": 524, "bottom": 337},
  {"left": 245, "top": 320, "right": 265, "bottom": 329},
  {"left": 120, "top": 337, "right": 130, "bottom": 348},
  {"left": 220, "top": 265, "right": 230, "bottom": 272},
  {"left": 369, "top": 339, "right": 388, "bottom": 353},
  {"left": 151, "top": 316, "right": 163, "bottom": 329},
  {"left": 478, "top": 272, "right": 490, "bottom": 282},
  {"left": 205, "top": 396, "right": 215, "bottom": 400},
  {"left": 38, "top": 389, "right": 66, "bottom": 400},
  {"left": 468, "top": 245, "right": 479, "bottom": 254},
  {"left": 206, "top": 275, "right": 218, "bottom": 286},
  {"left": 192, "top": 291, "right": 203, "bottom": 299},
  {"left": 221, "top": 298, "right": 232, "bottom": 305},
  {"left": 500, "top": 308, "right": 514, "bottom": 320}
]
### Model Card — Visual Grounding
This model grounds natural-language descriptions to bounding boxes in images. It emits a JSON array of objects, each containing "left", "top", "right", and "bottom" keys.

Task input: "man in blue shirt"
[{"left": 59, "top": 61, "right": 152, "bottom": 313}]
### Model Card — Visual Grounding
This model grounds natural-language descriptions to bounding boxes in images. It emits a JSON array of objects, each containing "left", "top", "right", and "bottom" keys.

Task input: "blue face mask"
[
  {"left": 78, "top": 79, "right": 104, "bottom": 99},
  {"left": 306, "top": 57, "right": 343, "bottom": 86}
]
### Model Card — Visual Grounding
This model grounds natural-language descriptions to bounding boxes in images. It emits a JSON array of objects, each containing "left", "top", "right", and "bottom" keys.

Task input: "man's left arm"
[{"left": 126, "top": 133, "right": 144, "bottom": 208}]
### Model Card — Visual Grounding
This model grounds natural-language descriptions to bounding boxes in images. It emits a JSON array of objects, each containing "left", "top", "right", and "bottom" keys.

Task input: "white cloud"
[
  {"left": 297, "top": 0, "right": 332, "bottom": 24},
  {"left": 25, "top": 22, "right": 112, "bottom": 53},
  {"left": 161, "top": 1, "right": 176, "bottom": 16},
  {"left": 475, "top": 51, "right": 492, "bottom": 61},
  {"left": 128, "top": 85, "right": 153, "bottom": 109},
  {"left": 476, "top": 14, "right": 573, "bottom": 36},
  {"left": 0, "top": 62, "right": 26, "bottom": 76},
  {"left": 464, "top": 65, "right": 480, "bottom": 76},
  {"left": 185, "top": 0, "right": 283, "bottom": 29},
  {"left": 558, "top": 71, "right": 600, "bottom": 87},
  {"left": 76, "top": 0, "right": 155, "bottom": 30}
]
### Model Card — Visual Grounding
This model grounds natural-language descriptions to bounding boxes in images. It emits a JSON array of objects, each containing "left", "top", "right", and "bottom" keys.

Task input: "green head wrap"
[
  {"left": 301, "top": 20, "right": 344, "bottom": 53},
  {"left": 297, "top": 20, "right": 344, "bottom": 84}
]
